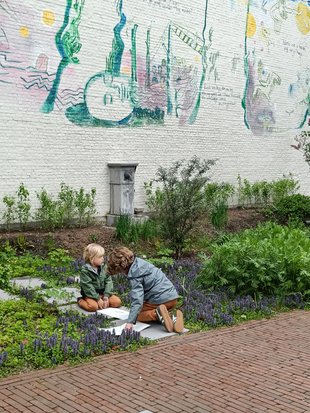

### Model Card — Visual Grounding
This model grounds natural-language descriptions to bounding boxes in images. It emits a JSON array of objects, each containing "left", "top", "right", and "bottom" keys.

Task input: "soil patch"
[{"left": 0, "top": 208, "right": 267, "bottom": 258}]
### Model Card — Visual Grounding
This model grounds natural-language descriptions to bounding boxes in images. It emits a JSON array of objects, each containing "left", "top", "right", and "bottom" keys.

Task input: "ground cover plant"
[{"left": 0, "top": 298, "right": 147, "bottom": 378}]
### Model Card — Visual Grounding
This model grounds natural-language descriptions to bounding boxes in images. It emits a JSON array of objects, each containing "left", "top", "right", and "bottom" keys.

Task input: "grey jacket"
[{"left": 126, "top": 257, "right": 178, "bottom": 324}]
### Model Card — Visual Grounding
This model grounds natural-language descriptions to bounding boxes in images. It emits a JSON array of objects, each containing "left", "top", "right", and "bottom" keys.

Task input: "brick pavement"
[{"left": 0, "top": 311, "right": 310, "bottom": 413}]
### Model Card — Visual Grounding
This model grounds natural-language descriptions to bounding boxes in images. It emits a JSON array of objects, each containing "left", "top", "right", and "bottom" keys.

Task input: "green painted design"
[
  {"left": 145, "top": 28, "right": 151, "bottom": 87},
  {"left": 42, "top": 0, "right": 85, "bottom": 114},
  {"left": 131, "top": 25, "right": 138, "bottom": 83},
  {"left": 241, "top": 0, "right": 251, "bottom": 129},
  {"left": 166, "top": 24, "right": 173, "bottom": 115},
  {"left": 106, "top": 0, "right": 126, "bottom": 76},
  {"left": 189, "top": 1, "right": 209, "bottom": 124}
]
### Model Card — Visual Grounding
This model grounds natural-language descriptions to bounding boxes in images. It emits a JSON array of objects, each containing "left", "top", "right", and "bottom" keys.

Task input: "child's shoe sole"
[
  {"left": 173, "top": 309, "right": 184, "bottom": 333},
  {"left": 155, "top": 304, "right": 173, "bottom": 333}
]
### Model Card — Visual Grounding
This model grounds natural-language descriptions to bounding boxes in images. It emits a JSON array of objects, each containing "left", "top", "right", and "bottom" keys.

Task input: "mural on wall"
[
  {"left": 243, "top": 0, "right": 310, "bottom": 135},
  {"left": 64, "top": 0, "right": 212, "bottom": 126},
  {"left": 0, "top": 0, "right": 309, "bottom": 130},
  {"left": 0, "top": 0, "right": 211, "bottom": 127}
]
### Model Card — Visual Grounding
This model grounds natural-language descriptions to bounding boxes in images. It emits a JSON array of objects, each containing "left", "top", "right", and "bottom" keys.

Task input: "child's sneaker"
[
  {"left": 172, "top": 309, "right": 184, "bottom": 333},
  {"left": 155, "top": 304, "right": 173, "bottom": 332}
]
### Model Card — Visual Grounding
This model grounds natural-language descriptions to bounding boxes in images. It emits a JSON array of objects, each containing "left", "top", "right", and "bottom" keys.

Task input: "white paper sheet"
[
  {"left": 99, "top": 321, "right": 150, "bottom": 335},
  {"left": 97, "top": 307, "right": 129, "bottom": 319}
]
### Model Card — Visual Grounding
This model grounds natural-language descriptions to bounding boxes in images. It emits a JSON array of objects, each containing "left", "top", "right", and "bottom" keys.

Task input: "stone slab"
[
  {"left": 110, "top": 317, "right": 188, "bottom": 340},
  {"left": 9, "top": 277, "right": 46, "bottom": 289},
  {"left": 39, "top": 287, "right": 81, "bottom": 305},
  {"left": 57, "top": 304, "right": 188, "bottom": 340},
  {"left": 0, "top": 289, "right": 19, "bottom": 301}
]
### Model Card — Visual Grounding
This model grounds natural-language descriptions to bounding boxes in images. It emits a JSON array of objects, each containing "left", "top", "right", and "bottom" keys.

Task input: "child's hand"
[
  {"left": 102, "top": 297, "right": 109, "bottom": 309},
  {"left": 97, "top": 298, "right": 104, "bottom": 309},
  {"left": 124, "top": 323, "right": 133, "bottom": 331}
]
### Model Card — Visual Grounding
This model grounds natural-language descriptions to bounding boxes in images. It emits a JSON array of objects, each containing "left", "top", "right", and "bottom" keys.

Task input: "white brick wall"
[{"left": 0, "top": 0, "right": 309, "bottom": 223}]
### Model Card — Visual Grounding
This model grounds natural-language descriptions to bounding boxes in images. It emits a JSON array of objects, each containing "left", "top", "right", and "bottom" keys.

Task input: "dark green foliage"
[
  {"left": 145, "top": 156, "right": 216, "bottom": 257},
  {"left": 272, "top": 194, "right": 310, "bottom": 224},
  {"left": 198, "top": 222, "right": 310, "bottom": 298}
]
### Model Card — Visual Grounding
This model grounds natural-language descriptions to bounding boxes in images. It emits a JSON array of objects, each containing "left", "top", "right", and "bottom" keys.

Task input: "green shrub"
[
  {"left": 36, "top": 185, "right": 97, "bottom": 230},
  {"left": 74, "top": 187, "right": 97, "bottom": 227},
  {"left": 204, "top": 182, "right": 234, "bottom": 230},
  {"left": 2, "top": 195, "right": 16, "bottom": 230},
  {"left": 272, "top": 194, "right": 310, "bottom": 224},
  {"left": 16, "top": 183, "right": 31, "bottom": 229},
  {"left": 145, "top": 156, "right": 216, "bottom": 257},
  {"left": 198, "top": 222, "right": 310, "bottom": 298},
  {"left": 236, "top": 174, "right": 299, "bottom": 208},
  {"left": 210, "top": 201, "right": 228, "bottom": 231},
  {"left": 35, "top": 189, "right": 59, "bottom": 230},
  {"left": 2, "top": 183, "right": 31, "bottom": 230}
]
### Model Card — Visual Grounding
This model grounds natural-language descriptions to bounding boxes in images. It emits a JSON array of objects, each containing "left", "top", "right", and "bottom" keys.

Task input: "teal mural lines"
[
  {"left": 189, "top": 0, "right": 209, "bottom": 124},
  {"left": 145, "top": 28, "right": 151, "bottom": 88},
  {"left": 65, "top": 0, "right": 134, "bottom": 126},
  {"left": 41, "top": 0, "right": 85, "bottom": 114},
  {"left": 106, "top": 0, "right": 126, "bottom": 76},
  {"left": 166, "top": 24, "right": 173, "bottom": 116},
  {"left": 242, "top": 0, "right": 251, "bottom": 131}
]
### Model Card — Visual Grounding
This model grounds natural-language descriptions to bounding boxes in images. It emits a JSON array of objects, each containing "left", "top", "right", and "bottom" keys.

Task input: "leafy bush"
[
  {"left": 145, "top": 156, "right": 216, "bottom": 257},
  {"left": 16, "top": 183, "right": 31, "bottom": 229},
  {"left": 237, "top": 174, "right": 299, "bottom": 208},
  {"left": 2, "top": 195, "right": 16, "bottom": 230},
  {"left": 204, "top": 183, "right": 234, "bottom": 231},
  {"left": 293, "top": 130, "right": 310, "bottom": 167},
  {"left": 35, "top": 189, "right": 59, "bottom": 230},
  {"left": 36, "top": 184, "right": 97, "bottom": 230},
  {"left": 2, "top": 183, "right": 31, "bottom": 230},
  {"left": 271, "top": 194, "right": 310, "bottom": 224},
  {"left": 198, "top": 222, "right": 310, "bottom": 298}
]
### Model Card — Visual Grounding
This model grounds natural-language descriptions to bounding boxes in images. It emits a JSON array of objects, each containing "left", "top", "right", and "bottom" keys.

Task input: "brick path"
[{"left": 0, "top": 311, "right": 310, "bottom": 413}]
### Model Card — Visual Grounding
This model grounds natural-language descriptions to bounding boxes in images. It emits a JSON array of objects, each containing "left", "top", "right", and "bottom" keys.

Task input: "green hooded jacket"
[{"left": 80, "top": 263, "right": 114, "bottom": 301}]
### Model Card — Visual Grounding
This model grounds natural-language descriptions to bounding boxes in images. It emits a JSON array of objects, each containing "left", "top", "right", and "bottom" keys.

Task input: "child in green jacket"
[{"left": 78, "top": 243, "right": 121, "bottom": 312}]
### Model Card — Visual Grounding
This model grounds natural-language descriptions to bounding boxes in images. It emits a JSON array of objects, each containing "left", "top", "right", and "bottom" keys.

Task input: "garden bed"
[{"left": 0, "top": 208, "right": 267, "bottom": 258}]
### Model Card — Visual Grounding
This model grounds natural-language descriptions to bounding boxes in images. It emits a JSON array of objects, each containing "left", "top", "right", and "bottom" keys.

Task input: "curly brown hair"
[{"left": 107, "top": 246, "right": 135, "bottom": 275}]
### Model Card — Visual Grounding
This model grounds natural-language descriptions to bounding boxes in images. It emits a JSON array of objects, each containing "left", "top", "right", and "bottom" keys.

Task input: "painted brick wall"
[{"left": 0, "top": 0, "right": 309, "bottom": 223}]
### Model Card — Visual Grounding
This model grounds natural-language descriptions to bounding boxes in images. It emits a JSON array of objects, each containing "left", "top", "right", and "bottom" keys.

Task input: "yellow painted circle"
[
  {"left": 296, "top": 3, "right": 310, "bottom": 35},
  {"left": 42, "top": 10, "right": 55, "bottom": 26},
  {"left": 19, "top": 26, "right": 30, "bottom": 38},
  {"left": 247, "top": 13, "right": 257, "bottom": 37}
]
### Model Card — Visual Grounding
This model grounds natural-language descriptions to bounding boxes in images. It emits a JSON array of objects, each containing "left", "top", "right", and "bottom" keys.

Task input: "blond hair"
[
  {"left": 83, "top": 243, "right": 105, "bottom": 264},
  {"left": 107, "top": 246, "right": 135, "bottom": 275}
]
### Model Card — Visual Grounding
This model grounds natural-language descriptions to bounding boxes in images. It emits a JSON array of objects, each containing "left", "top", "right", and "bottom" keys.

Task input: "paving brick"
[{"left": 1, "top": 311, "right": 310, "bottom": 412}]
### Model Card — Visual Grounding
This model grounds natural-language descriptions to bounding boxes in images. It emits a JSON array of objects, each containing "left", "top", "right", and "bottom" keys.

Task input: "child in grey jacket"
[{"left": 107, "top": 246, "right": 183, "bottom": 333}]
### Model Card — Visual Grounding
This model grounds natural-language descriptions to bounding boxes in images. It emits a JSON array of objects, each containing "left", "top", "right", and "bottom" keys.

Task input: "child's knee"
[
  {"left": 78, "top": 298, "right": 98, "bottom": 312},
  {"left": 109, "top": 295, "right": 122, "bottom": 308}
]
